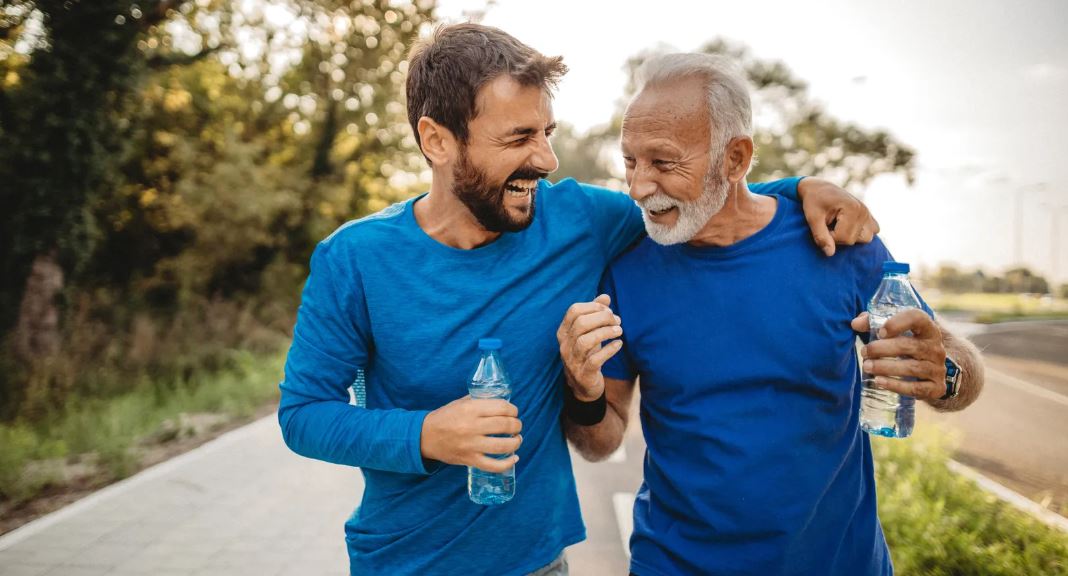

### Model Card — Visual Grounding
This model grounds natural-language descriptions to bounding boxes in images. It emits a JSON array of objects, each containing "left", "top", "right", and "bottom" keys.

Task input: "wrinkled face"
[
  {"left": 452, "top": 75, "right": 559, "bottom": 232},
  {"left": 622, "top": 77, "right": 729, "bottom": 245}
]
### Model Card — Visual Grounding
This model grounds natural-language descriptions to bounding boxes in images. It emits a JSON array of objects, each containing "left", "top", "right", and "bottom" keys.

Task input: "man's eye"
[
  {"left": 653, "top": 160, "right": 676, "bottom": 170},
  {"left": 623, "top": 157, "right": 636, "bottom": 167}
]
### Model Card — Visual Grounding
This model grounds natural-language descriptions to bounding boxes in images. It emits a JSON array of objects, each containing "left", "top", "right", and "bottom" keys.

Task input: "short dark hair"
[{"left": 406, "top": 23, "right": 568, "bottom": 163}]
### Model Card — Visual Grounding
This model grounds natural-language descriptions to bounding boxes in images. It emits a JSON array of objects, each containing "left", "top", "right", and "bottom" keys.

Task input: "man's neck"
[
  {"left": 413, "top": 174, "right": 501, "bottom": 250},
  {"left": 687, "top": 181, "right": 778, "bottom": 248}
]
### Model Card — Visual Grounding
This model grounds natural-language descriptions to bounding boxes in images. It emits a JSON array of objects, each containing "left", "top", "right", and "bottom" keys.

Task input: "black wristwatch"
[{"left": 941, "top": 356, "right": 963, "bottom": 401}]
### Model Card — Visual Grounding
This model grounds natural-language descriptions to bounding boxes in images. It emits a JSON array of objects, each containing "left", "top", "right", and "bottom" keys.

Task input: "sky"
[{"left": 436, "top": 0, "right": 1068, "bottom": 283}]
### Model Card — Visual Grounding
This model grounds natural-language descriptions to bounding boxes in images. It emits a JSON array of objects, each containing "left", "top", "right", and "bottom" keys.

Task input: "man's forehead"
[
  {"left": 623, "top": 81, "right": 710, "bottom": 149},
  {"left": 628, "top": 81, "right": 706, "bottom": 120},
  {"left": 472, "top": 77, "right": 555, "bottom": 133}
]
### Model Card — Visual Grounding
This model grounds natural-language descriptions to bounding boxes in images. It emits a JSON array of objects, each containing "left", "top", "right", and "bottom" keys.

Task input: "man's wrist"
[
  {"left": 940, "top": 356, "right": 963, "bottom": 401},
  {"left": 564, "top": 384, "right": 607, "bottom": 426}
]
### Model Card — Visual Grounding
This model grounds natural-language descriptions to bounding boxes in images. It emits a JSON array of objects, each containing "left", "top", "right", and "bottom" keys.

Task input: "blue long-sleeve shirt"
[{"left": 278, "top": 177, "right": 801, "bottom": 575}]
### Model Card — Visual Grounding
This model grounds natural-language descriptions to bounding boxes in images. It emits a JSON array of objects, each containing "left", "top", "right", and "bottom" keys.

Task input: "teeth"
[{"left": 505, "top": 179, "right": 536, "bottom": 197}]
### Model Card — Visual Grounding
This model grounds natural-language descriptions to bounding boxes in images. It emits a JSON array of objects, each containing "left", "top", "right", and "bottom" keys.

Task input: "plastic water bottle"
[
  {"left": 860, "top": 261, "right": 922, "bottom": 439},
  {"left": 467, "top": 338, "right": 516, "bottom": 505}
]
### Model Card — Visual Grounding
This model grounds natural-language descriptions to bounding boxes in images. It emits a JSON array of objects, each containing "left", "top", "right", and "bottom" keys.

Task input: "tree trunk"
[{"left": 12, "top": 252, "right": 63, "bottom": 363}]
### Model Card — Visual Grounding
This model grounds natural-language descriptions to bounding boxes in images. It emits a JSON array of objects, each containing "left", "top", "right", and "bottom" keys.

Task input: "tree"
[
  {"left": 88, "top": 0, "right": 433, "bottom": 306},
  {"left": 551, "top": 39, "right": 916, "bottom": 191},
  {"left": 0, "top": 0, "right": 435, "bottom": 419},
  {"left": 0, "top": 1, "right": 194, "bottom": 358}
]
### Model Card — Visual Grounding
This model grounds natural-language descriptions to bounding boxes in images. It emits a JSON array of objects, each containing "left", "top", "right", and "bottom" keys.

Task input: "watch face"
[
  {"left": 944, "top": 357, "right": 962, "bottom": 399},
  {"left": 945, "top": 358, "right": 961, "bottom": 380}
]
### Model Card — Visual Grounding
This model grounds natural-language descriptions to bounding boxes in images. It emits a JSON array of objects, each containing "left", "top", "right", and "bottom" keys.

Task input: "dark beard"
[{"left": 452, "top": 146, "right": 543, "bottom": 233}]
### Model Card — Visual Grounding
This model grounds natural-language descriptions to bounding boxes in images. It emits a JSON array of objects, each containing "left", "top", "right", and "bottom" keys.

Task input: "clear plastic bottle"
[
  {"left": 860, "top": 261, "right": 922, "bottom": 439},
  {"left": 467, "top": 338, "right": 516, "bottom": 505}
]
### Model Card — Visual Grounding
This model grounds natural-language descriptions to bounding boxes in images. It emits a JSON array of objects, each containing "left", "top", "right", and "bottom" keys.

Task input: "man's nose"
[
  {"left": 530, "top": 133, "right": 559, "bottom": 175},
  {"left": 628, "top": 167, "right": 657, "bottom": 201}
]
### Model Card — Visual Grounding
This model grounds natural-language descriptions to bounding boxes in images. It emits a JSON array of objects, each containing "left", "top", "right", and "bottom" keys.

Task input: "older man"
[
  {"left": 558, "top": 54, "right": 984, "bottom": 575},
  {"left": 279, "top": 23, "right": 883, "bottom": 576}
]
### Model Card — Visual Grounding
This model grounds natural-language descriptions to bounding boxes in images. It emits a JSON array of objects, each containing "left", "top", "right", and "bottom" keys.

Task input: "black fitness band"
[{"left": 564, "top": 385, "right": 607, "bottom": 426}]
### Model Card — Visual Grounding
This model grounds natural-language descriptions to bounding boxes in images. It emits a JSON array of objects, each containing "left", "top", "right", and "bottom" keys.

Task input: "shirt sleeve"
[
  {"left": 277, "top": 239, "right": 433, "bottom": 474},
  {"left": 749, "top": 176, "right": 802, "bottom": 201},
  {"left": 599, "top": 266, "right": 638, "bottom": 382},
  {"left": 578, "top": 181, "right": 647, "bottom": 261}
]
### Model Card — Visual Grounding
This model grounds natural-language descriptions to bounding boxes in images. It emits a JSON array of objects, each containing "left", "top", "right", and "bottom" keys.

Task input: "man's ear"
[
  {"left": 417, "top": 116, "right": 458, "bottom": 166},
  {"left": 724, "top": 136, "right": 754, "bottom": 184}
]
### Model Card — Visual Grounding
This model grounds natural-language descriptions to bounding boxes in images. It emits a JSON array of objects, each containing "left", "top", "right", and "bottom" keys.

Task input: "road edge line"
[{"left": 947, "top": 459, "right": 1068, "bottom": 532}]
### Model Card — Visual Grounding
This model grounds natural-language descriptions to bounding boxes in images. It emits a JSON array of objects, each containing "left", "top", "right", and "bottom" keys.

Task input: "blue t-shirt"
[
  {"left": 279, "top": 178, "right": 800, "bottom": 575},
  {"left": 602, "top": 195, "right": 914, "bottom": 576}
]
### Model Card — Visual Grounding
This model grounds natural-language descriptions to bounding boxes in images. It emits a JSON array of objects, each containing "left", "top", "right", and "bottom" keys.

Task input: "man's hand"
[
  {"left": 852, "top": 310, "right": 948, "bottom": 401},
  {"left": 420, "top": 396, "right": 522, "bottom": 473},
  {"left": 798, "top": 177, "right": 879, "bottom": 256},
  {"left": 556, "top": 294, "right": 624, "bottom": 402}
]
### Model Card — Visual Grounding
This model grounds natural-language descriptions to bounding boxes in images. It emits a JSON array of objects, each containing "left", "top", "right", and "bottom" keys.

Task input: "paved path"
[
  {"left": 0, "top": 414, "right": 640, "bottom": 576},
  {"left": 0, "top": 417, "right": 360, "bottom": 576}
]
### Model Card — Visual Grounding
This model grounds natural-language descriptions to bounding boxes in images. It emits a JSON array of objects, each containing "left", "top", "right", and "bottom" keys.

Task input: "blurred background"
[{"left": 0, "top": 0, "right": 1066, "bottom": 574}]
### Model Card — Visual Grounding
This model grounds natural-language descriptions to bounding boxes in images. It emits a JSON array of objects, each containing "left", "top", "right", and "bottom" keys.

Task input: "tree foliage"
[
  {"left": 0, "top": 0, "right": 435, "bottom": 420},
  {"left": 552, "top": 39, "right": 916, "bottom": 192}
]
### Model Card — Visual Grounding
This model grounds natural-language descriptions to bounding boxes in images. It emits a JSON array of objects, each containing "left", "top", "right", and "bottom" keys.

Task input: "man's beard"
[
  {"left": 452, "top": 146, "right": 545, "bottom": 233},
  {"left": 638, "top": 158, "right": 731, "bottom": 246}
]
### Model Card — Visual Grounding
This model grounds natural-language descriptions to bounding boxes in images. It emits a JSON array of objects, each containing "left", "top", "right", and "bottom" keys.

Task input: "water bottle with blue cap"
[
  {"left": 860, "top": 261, "right": 922, "bottom": 438},
  {"left": 467, "top": 337, "right": 516, "bottom": 504}
]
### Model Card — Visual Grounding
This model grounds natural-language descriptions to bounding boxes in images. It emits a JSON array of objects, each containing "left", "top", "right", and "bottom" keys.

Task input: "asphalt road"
[{"left": 967, "top": 319, "right": 1068, "bottom": 370}]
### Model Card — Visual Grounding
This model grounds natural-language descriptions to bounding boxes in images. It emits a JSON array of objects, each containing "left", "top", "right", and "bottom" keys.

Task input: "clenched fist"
[{"left": 556, "top": 294, "right": 624, "bottom": 402}]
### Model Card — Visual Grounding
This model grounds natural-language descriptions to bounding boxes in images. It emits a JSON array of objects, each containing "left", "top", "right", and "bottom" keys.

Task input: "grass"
[
  {"left": 928, "top": 292, "right": 1068, "bottom": 323},
  {"left": 875, "top": 426, "right": 1068, "bottom": 575},
  {"left": 0, "top": 351, "right": 283, "bottom": 505}
]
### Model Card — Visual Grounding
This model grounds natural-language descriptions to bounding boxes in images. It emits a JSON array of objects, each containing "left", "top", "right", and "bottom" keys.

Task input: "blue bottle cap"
[
  {"left": 882, "top": 261, "right": 910, "bottom": 274},
  {"left": 478, "top": 338, "right": 502, "bottom": 350}
]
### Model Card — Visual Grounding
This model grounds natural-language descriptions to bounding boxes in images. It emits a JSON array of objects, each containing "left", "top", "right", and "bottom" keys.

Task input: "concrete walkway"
[{"left": 0, "top": 417, "right": 359, "bottom": 576}]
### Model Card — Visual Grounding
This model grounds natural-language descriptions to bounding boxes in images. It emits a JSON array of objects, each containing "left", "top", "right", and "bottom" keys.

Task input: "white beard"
[{"left": 638, "top": 167, "right": 730, "bottom": 246}]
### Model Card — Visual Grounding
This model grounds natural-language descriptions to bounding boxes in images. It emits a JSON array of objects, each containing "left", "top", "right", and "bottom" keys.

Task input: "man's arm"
[
  {"left": 555, "top": 294, "right": 637, "bottom": 460},
  {"left": 565, "top": 376, "right": 637, "bottom": 461},
  {"left": 279, "top": 242, "right": 521, "bottom": 474},
  {"left": 852, "top": 310, "right": 985, "bottom": 411},
  {"left": 796, "top": 177, "right": 879, "bottom": 256}
]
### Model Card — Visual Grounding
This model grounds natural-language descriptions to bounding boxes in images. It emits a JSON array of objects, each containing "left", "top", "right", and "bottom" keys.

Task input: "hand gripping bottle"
[
  {"left": 860, "top": 261, "right": 922, "bottom": 439},
  {"left": 467, "top": 338, "right": 516, "bottom": 504}
]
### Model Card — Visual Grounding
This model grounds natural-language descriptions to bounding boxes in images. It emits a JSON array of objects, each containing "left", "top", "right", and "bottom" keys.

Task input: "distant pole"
[
  {"left": 1043, "top": 204, "right": 1068, "bottom": 287},
  {"left": 1015, "top": 183, "right": 1048, "bottom": 267},
  {"left": 1015, "top": 192, "right": 1023, "bottom": 265}
]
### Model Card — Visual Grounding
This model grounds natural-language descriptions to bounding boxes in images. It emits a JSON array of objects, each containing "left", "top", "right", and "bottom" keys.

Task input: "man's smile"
[{"left": 505, "top": 178, "right": 538, "bottom": 198}]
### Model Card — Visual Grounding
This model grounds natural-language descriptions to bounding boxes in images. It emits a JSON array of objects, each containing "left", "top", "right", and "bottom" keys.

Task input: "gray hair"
[{"left": 634, "top": 53, "right": 753, "bottom": 152}]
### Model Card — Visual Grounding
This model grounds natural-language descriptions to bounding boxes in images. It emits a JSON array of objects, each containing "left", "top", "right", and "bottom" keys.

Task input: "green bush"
[
  {"left": 0, "top": 352, "right": 283, "bottom": 504},
  {"left": 875, "top": 428, "right": 1068, "bottom": 575}
]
